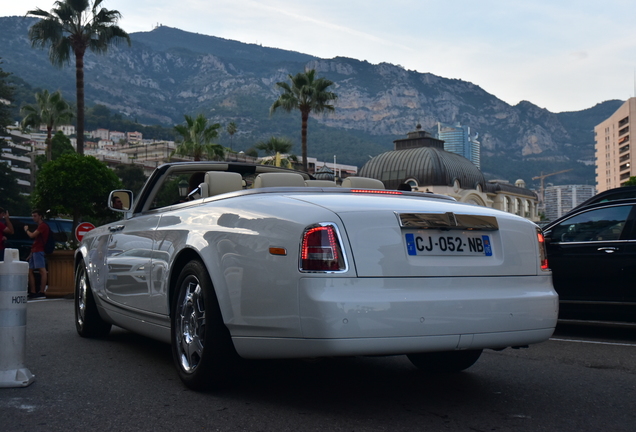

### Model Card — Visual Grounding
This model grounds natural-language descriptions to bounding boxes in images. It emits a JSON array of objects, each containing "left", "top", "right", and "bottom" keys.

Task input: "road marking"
[{"left": 550, "top": 338, "right": 636, "bottom": 347}]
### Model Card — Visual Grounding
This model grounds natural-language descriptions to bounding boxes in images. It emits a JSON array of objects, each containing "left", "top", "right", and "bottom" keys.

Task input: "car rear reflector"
[
  {"left": 300, "top": 224, "right": 346, "bottom": 272},
  {"left": 536, "top": 227, "right": 549, "bottom": 270}
]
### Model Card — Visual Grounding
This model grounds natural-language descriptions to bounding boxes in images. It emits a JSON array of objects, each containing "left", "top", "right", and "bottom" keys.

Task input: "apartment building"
[
  {"left": 543, "top": 184, "right": 596, "bottom": 221},
  {"left": 595, "top": 98, "right": 635, "bottom": 192},
  {"left": 57, "top": 124, "right": 75, "bottom": 136},
  {"left": 436, "top": 122, "right": 481, "bottom": 169},
  {"left": 127, "top": 131, "right": 143, "bottom": 143}
]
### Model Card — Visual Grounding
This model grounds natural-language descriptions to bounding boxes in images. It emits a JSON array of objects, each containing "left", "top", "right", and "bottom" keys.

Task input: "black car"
[
  {"left": 4, "top": 217, "right": 73, "bottom": 261},
  {"left": 542, "top": 190, "right": 636, "bottom": 325}
]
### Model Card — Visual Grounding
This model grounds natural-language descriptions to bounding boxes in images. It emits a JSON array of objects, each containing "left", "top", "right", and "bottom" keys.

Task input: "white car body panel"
[{"left": 78, "top": 162, "right": 558, "bottom": 360}]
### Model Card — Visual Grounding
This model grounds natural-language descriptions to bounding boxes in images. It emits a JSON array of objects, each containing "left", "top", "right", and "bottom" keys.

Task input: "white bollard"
[{"left": 0, "top": 248, "right": 34, "bottom": 388}]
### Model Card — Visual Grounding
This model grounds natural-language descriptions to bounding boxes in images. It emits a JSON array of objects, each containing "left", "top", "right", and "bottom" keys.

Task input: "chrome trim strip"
[
  {"left": 557, "top": 319, "right": 636, "bottom": 328},
  {"left": 560, "top": 300, "right": 636, "bottom": 306},
  {"left": 549, "top": 239, "right": 635, "bottom": 245},
  {"left": 397, "top": 212, "right": 499, "bottom": 231}
]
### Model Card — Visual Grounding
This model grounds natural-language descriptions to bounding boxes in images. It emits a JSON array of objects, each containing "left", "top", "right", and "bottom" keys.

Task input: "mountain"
[{"left": 0, "top": 16, "right": 622, "bottom": 187}]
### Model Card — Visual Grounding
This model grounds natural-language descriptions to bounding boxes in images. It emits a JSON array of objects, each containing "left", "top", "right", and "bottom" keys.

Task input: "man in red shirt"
[
  {"left": 0, "top": 207, "right": 15, "bottom": 261},
  {"left": 24, "top": 209, "right": 50, "bottom": 298}
]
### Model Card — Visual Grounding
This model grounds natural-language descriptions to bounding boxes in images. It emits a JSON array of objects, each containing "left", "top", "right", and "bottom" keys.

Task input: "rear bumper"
[
  {"left": 232, "top": 328, "right": 555, "bottom": 359},
  {"left": 232, "top": 275, "right": 558, "bottom": 359}
]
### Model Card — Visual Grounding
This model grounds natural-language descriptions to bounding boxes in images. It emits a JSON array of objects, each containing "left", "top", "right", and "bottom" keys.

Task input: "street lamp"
[{"left": 178, "top": 180, "right": 188, "bottom": 197}]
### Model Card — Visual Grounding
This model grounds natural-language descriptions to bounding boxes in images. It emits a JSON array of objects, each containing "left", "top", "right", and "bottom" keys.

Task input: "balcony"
[
  {"left": 1, "top": 152, "right": 30, "bottom": 163},
  {"left": 10, "top": 166, "right": 30, "bottom": 175}
]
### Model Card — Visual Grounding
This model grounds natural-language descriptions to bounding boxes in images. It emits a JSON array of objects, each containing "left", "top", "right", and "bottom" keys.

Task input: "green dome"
[{"left": 359, "top": 146, "right": 485, "bottom": 190}]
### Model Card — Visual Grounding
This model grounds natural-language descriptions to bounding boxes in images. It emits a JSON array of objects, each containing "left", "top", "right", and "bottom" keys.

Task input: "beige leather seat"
[
  {"left": 253, "top": 172, "right": 306, "bottom": 188},
  {"left": 305, "top": 180, "right": 337, "bottom": 187},
  {"left": 202, "top": 171, "right": 243, "bottom": 197},
  {"left": 341, "top": 177, "right": 385, "bottom": 189}
]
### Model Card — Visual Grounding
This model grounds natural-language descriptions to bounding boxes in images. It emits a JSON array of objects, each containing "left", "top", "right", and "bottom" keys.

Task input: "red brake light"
[
  {"left": 300, "top": 224, "right": 346, "bottom": 272},
  {"left": 536, "top": 228, "right": 549, "bottom": 270},
  {"left": 350, "top": 189, "right": 402, "bottom": 195}
]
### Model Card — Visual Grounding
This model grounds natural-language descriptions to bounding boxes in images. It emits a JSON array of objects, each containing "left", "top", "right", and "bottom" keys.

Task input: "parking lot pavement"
[
  {"left": 3, "top": 299, "right": 636, "bottom": 432},
  {"left": 1, "top": 299, "right": 182, "bottom": 431}
]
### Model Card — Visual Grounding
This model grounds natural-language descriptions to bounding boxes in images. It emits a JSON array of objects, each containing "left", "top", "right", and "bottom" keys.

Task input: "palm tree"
[
  {"left": 21, "top": 89, "right": 74, "bottom": 162},
  {"left": 270, "top": 69, "right": 337, "bottom": 172},
  {"left": 254, "top": 136, "right": 294, "bottom": 156},
  {"left": 173, "top": 114, "right": 224, "bottom": 161},
  {"left": 255, "top": 136, "right": 296, "bottom": 168},
  {"left": 226, "top": 121, "right": 237, "bottom": 150},
  {"left": 27, "top": 0, "right": 131, "bottom": 155}
]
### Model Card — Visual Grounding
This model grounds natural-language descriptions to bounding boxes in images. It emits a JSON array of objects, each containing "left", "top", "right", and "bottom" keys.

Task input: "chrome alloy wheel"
[
  {"left": 175, "top": 277, "right": 206, "bottom": 373},
  {"left": 76, "top": 268, "right": 88, "bottom": 328}
]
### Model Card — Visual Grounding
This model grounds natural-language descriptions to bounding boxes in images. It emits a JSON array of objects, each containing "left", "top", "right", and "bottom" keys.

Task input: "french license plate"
[{"left": 405, "top": 233, "right": 493, "bottom": 256}]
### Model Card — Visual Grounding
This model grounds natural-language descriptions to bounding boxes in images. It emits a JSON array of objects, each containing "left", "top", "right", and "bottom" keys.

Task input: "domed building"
[
  {"left": 359, "top": 125, "right": 539, "bottom": 220},
  {"left": 314, "top": 165, "right": 335, "bottom": 180}
]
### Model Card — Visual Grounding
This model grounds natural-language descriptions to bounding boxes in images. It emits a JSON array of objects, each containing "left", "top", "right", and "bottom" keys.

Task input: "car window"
[
  {"left": 550, "top": 205, "right": 633, "bottom": 243},
  {"left": 50, "top": 220, "right": 73, "bottom": 242},
  {"left": 150, "top": 172, "right": 204, "bottom": 210},
  {"left": 7, "top": 218, "right": 32, "bottom": 241}
]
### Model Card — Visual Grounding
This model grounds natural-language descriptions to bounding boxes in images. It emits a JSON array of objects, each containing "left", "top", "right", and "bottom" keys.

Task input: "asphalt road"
[{"left": 1, "top": 298, "right": 635, "bottom": 431}]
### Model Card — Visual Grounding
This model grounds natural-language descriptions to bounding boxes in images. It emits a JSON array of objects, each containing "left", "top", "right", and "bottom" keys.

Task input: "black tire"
[
  {"left": 171, "top": 259, "right": 237, "bottom": 391},
  {"left": 75, "top": 261, "right": 112, "bottom": 338},
  {"left": 407, "top": 349, "right": 482, "bottom": 372}
]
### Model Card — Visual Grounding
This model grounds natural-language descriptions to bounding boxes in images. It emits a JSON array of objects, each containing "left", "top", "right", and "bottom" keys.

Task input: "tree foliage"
[
  {"left": 114, "top": 164, "right": 147, "bottom": 195},
  {"left": 32, "top": 153, "right": 122, "bottom": 231},
  {"left": 0, "top": 59, "right": 14, "bottom": 134},
  {"left": 622, "top": 177, "right": 636, "bottom": 187},
  {"left": 270, "top": 69, "right": 337, "bottom": 172},
  {"left": 27, "top": 0, "right": 131, "bottom": 154},
  {"left": 226, "top": 121, "right": 237, "bottom": 150},
  {"left": 254, "top": 136, "right": 294, "bottom": 155},
  {"left": 34, "top": 130, "right": 76, "bottom": 169},
  {"left": 21, "top": 89, "right": 73, "bottom": 161},
  {"left": 173, "top": 114, "right": 224, "bottom": 161},
  {"left": 254, "top": 136, "right": 298, "bottom": 167},
  {"left": 0, "top": 162, "right": 31, "bottom": 215}
]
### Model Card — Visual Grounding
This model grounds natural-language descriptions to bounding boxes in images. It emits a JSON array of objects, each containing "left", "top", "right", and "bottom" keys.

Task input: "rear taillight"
[
  {"left": 536, "top": 227, "right": 549, "bottom": 271},
  {"left": 300, "top": 223, "right": 347, "bottom": 272}
]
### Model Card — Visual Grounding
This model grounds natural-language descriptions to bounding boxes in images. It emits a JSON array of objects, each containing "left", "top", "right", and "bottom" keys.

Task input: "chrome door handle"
[
  {"left": 109, "top": 225, "right": 125, "bottom": 232},
  {"left": 597, "top": 247, "right": 618, "bottom": 253}
]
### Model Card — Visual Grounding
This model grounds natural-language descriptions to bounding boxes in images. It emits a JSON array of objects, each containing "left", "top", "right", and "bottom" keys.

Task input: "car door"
[
  {"left": 104, "top": 215, "right": 161, "bottom": 311},
  {"left": 545, "top": 204, "right": 636, "bottom": 302}
]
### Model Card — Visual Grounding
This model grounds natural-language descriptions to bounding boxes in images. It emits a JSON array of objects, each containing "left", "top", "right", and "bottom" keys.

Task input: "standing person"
[
  {"left": 24, "top": 209, "right": 50, "bottom": 298},
  {"left": 0, "top": 207, "right": 15, "bottom": 261}
]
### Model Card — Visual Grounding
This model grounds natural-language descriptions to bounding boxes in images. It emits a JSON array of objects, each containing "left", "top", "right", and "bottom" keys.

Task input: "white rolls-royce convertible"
[{"left": 74, "top": 161, "right": 557, "bottom": 390}]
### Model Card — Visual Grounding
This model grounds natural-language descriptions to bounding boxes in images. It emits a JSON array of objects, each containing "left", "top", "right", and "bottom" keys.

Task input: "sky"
[{"left": 3, "top": 0, "right": 636, "bottom": 113}]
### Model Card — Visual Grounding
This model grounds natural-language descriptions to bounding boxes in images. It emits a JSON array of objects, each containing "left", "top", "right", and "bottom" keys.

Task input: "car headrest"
[
  {"left": 340, "top": 177, "right": 385, "bottom": 189},
  {"left": 253, "top": 172, "right": 306, "bottom": 188},
  {"left": 205, "top": 171, "right": 244, "bottom": 196}
]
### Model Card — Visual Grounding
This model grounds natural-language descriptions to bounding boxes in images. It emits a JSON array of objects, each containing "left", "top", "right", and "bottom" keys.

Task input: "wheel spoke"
[
  {"left": 176, "top": 277, "right": 206, "bottom": 373},
  {"left": 77, "top": 271, "right": 87, "bottom": 325}
]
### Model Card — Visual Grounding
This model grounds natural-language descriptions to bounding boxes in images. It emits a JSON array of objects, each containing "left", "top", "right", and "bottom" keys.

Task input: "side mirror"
[{"left": 109, "top": 190, "right": 133, "bottom": 212}]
